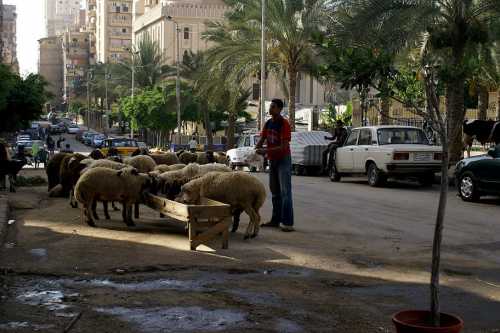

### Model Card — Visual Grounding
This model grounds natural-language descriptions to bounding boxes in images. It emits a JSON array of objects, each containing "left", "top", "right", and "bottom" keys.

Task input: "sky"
[{"left": 4, "top": 0, "right": 45, "bottom": 75}]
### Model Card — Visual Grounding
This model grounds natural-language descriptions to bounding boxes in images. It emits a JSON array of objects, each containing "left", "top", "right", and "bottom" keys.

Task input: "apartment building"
[
  {"left": 62, "top": 31, "right": 92, "bottom": 103},
  {"left": 96, "top": 0, "right": 133, "bottom": 63},
  {"left": 44, "top": 0, "right": 82, "bottom": 37},
  {"left": 38, "top": 36, "right": 64, "bottom": 105},
  {"left": 0, "top": 4, "right": 18, "bottom": 73}
]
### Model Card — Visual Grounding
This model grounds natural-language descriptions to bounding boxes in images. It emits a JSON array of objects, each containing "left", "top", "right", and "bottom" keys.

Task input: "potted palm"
[{"left": 391, "top": 56, "right": 463, "bottom": 332}]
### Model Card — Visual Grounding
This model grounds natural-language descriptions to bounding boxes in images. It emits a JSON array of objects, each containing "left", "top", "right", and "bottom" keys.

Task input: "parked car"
[
  {"left": 80, "top": 131, "right": 97, "bottom": 144},
  {"left": 330, "top": 126, "right": 442, "bottom": 186},
  {"left": 49, "top": 124, "right": 65, "bottom": 134},
  {"left": 84, "top": 133, "right": 99, "bottom": 146},
  {"left": 67, "top": 124, "right": 80, "bottom": 134},
  {"left": 99, "top": 138, "right": 139, "bottom": 156},
  {"left": 290, "top": 131, "right": 330, "bottom": 176},
  {"left": 455, "top": 146, "right": 500, "bottom": 201},
  {"left": 137, "top": 141, "right": 148, "bottom": 150},
  {"left": 91, "top": 134, "right": 107, "bottom": 148},
  {"left": 226, "top": 134, "right": 266, "bottom": 171}
]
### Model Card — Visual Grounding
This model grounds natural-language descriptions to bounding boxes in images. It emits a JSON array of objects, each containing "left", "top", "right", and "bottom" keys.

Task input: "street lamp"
[
  {"left": 124, "top": 47, "right": 139, "bottom": 139},
  {"left": 166, "top": 15, "right": 182, "bottom": 146}
]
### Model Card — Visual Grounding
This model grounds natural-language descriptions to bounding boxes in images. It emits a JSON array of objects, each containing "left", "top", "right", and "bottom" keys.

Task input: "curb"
[{"left": 0, "top": 196, "right": 10, "bottom": 244}]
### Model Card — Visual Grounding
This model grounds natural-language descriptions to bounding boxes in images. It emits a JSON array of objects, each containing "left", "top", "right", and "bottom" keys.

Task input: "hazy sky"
[{"left": 4, "top": 0, "right": 45, "bottom": 75}]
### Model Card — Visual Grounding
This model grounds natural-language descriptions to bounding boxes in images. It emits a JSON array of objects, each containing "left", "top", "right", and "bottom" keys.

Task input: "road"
[{"left": 0, "top": 133, "right": 499, "bottom": 332}]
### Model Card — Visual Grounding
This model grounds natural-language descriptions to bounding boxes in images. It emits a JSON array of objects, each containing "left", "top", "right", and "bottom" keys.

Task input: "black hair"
[{"left": 271, "top": 98, "right": 284, "bottom": 110}]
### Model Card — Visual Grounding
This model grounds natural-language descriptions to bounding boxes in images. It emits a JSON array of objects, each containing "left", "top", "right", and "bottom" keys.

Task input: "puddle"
[
  {"left": 29, "top": 248, "right": 47, "bottom": 258},
  {"left": 63, "top": 278, "right": 212, "bottom": 292},
  {"left": 16, "top": 290, "right": 70, "bottom": 311},
  {"left": 0, "top": 321, "right": 55, "bottom": 331},
  {"left": 276, "top": 318, "right": 304, "bottom": 332},
  {"left": 95, "top": 306, "right": 247, "bottom": 332}
]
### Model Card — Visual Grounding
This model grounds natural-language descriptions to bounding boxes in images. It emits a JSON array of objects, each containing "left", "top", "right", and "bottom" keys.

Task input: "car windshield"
[
  {"left": 111, "top": 139, "right": 138, "bottom": 147},
  {"left": 377, "top": 128, "right": 429, "bottom": 145}
]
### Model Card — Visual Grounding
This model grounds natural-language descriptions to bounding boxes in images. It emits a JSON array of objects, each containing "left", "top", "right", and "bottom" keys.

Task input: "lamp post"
[
  {"left": 260, "top": 0, "right": 267, "bottom": 129},
  {"left": 167, "top": 15, "right": 182, "bottom": 146},
  {"left": 125, "top": 47, "right": 139, "bottom": 139}
]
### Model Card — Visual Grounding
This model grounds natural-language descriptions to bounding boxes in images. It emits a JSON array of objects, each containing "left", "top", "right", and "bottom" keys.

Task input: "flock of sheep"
[{"left": 46, "top": 149, "right": 267, "bottom": 239}]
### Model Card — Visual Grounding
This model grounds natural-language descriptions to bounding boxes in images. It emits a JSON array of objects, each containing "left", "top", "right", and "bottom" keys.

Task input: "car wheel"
[
  {"left": 329, "top": 163, "right": 341, "bottom": 182},
  {"left": 458, "top": 172, "right": 480, "bottom": 202},
  {"left": 367, "top": 163, "right": 387, "bottom": 187}
]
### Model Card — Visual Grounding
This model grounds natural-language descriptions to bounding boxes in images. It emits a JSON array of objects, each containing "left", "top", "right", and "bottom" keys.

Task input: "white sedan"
[
  {"left": 67, "top": 124, "right": 80, "bottom": 134},
  {"left": 330, "top": 126, "right": 442, "bottom": 186}
]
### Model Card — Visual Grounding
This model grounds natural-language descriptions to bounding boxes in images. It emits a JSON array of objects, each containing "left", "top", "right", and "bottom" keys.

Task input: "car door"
[
  {"left": 337, "top": 129, "right": 359, "bottom": 172},
  {"left": 475, "top": 155, "right": 500, "bottom": 193},
  {"left": 354, "top": 129, "right": 373, "bottom": 172}
]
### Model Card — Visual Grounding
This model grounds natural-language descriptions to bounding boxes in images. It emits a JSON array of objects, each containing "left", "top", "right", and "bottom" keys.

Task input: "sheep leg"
[
  {"left": 243, "top": 207, "right": 260, "bottom": 240},
  {"left": 69, "top": 187, "right": 78, "bottom": 208},
  {"left": 127, "top": 205, "right": 135, "bottom": 227},
  {"left": 134, "top": 202, "right": 139, "bottom": 219},
  {"left": 92, "top": 200, "right": 99, "bottom": 220},
  {"left": 121, "top": 202, "right": 128, "bottom": 225},
  {"left": 85, "top": 200, "right": 96, "bottom": 227},
  {"left": 102, "top": 201, "right": 111, "bottom": 220},
  {"left": 231, "top": 209, "right": 243, "bottom": 233},
  {"left": 251, "top": 208, "right": 262, "bottom": 239},
  {"left": 112, "top": 201, "right": 120, "bottom": 211}
]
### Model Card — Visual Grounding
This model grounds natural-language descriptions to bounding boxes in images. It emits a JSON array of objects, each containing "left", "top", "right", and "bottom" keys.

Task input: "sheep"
[
  {"left": 75, "top": 167, "right": 152, "bottom": 227},
  {"left": 178, "top": 151, "right": 197, "bottom": 164},
  {"left": 88, "top": 149, "right": 105, "bottom": 160},
  {"left": 195, "top": 152, "right": 209, "bottom": 165},
  {"left": 149, "top": 152, "right": 179, "bottom": 166},
  {"left": 177, "top": 171, "right": 266, "bottom": 239},
  {"left": 57, "top": 153, "right": 87, "bottom": 199},
  {"left": 214, "top": 152, "right": 228, "bottom": 165},
  {"left": 46, "top": 153, "right": 70, "bottom": 191},
  {"left": 0, "top": 159, "right": 27, "bottom": 192},
  {"left": 123, "top": 155, "right": 157, "bottom": 173},
  {"left": 153, "top": 163, "right": 186, "bottom": 174}
]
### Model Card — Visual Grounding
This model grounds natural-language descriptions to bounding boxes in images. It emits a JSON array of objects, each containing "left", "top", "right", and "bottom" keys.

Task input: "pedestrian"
[
  {"left": 255, "top": 98, "right": 294, "bottom": 232},
  {"left": 60, "top": 144, "right": 73, "bottom": 154},
  {"left": 46, "top": 135, "right": 55, "bottom": 157},
  {"left": 321, "top": 119, "right": 348, "bottom": 174},
  {"left": 56, "top": 135, "right": 65, "bottom": 149},
  {"left": 189, "top": 136, "right": 198, "bottom": 153}
]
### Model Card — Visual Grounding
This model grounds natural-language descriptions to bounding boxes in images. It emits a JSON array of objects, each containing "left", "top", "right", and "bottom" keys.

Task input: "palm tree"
[
  {"left": 205, "top": 0, "right": 329, "bottom": 131},
  {"left": 332, "top": 0, "right": 500, "bottom": 163}
]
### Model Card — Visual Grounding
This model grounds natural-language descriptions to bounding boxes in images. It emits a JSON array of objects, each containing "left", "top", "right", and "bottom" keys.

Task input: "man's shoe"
[
  {"left": 280, "top": 225, "right": 295, "bottom": 232},
  {"left": 261, "top": 221, "right": 280, "bottom": 228}
]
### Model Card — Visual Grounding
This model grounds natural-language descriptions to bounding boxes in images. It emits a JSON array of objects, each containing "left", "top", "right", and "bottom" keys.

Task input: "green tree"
[
  {"left": 332, "top": 0, "right": 500, "bottom": 162},
  {"left": 205, "top": 0, "right": 329, "bottom": 131}
]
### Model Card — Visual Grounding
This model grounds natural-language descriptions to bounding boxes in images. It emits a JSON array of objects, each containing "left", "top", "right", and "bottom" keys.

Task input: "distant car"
[
  {"left": 226, "top": 134, "right": 266, "bottom": 172},
  {"left": 84, "top": 133, "right": 99, "bottom": 146},
  {"left": 49, "top": 124, "right": 65, "bottom": 134},
  {"left": 15, "top": 140, "right": 44, "bottom": 156},
  {"left": 67, "top": 124, "right": 80, "bottom": 134},
  {"left": 137, "top": 141, "right": 148, "bottom": 150},
  {"left": 80, "top": 131, "right": 96, "bottom": 144},
  {"left": 99, "top": 138, "right": 139, "bottom": 156},
  {"left": 455, "top": 147, "right": 500, "bottom": 201},
  {"left": 16, "top": 134, "right": 31, "bottom": 142},
  {"left": 331, "top": 126, "right": 442, "bottom": 186},
  {"left": 91, "top": 134, "right": 107, "bottom": 148}
]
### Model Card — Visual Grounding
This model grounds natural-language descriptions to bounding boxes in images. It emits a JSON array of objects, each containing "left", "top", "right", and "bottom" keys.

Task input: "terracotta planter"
[{"left": 392, "top": 310, "right": 463, "bottom": 333}]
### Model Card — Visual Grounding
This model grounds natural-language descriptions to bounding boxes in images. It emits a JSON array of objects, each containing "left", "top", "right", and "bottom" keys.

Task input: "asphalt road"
[{"left": 1, "top": 133, "right": 499, "bottom": 332}]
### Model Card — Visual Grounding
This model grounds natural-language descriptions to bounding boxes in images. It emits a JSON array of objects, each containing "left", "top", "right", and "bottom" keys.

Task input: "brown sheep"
[
  {"left": 46, "top": 153, "right": 70, "bottom": 191},
  {"left": 150, "top": 152, "right": 180, "bottom": 166}
]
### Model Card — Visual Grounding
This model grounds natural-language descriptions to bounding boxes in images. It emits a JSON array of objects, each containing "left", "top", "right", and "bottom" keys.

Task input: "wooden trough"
[{"left": 144, "top": 192, "right": 233, "bottom": 251}]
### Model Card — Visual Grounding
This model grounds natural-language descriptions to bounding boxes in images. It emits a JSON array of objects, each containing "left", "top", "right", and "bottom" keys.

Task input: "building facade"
[
  {"left": 0, "top": 4, "right": 18, "bottom": 73},
  {"left": 96, "top": 0, "right": 133, "bottom": 63},
  {"left": 133, "top": 0, "right": 228, "bottom": 64},
  {"left": 44, "top": 0, "right": 82, "bottom": 37},
  {"left": 62, "top": 31, "right": 92, "bottom": 104},
  {"left": 38, "top": 36, "right": 64, "bottom": 106}
]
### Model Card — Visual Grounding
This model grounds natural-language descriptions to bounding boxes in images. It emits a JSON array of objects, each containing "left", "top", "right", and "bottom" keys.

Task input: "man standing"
[
  {"left": 189, "top": 136, "right": 198, "bottom": 153},
  {"left": 321, "top": 119, "right": 348, "bottom": 174},
  {"left": 256, "top": 99, "right": 294, "bottom": 232}
]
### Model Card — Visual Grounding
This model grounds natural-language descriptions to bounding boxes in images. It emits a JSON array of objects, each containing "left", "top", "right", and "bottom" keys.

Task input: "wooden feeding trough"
[{"left": 144, "top": 192, "right": 233, "bottom": 251}]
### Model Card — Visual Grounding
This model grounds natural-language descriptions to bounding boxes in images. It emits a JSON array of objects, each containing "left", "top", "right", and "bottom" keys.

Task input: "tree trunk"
[
  {"left": 202, "top": 104, "right": 213, "bottom": 150},
  {"left": 430, "top": 139, "right": 449, "bottom": 327},
  {"left": 287, "top": 67, "right": 297, "bottom": 131},
  {"left": 380, "top": 96, "right": 391, "bottom": 125},
  {"left": 445, "top": 76, "right": 466, "bottom": 164},
  {"left": 478, "top": 85, "right": 488, "bottom": 121},
  {"left": 227, "top": 113, "right": 236, "bottom": 149},
  {"left": 497, "top": 89, "right": 500, "bottom": 120}
]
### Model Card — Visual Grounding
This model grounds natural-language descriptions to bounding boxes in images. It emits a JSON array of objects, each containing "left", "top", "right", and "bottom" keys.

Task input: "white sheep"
[
  {"left": 74, "top": 167, "right": 152, "bottom": 227},
  {"left": 177, "top": 171, "right": 267, "bottom": 239},
  {"left": 123, "top": 155, "right": 157, "bottom": 173},
  {"left": 153, "top": 163, "right": 186, "bottom": 173}
]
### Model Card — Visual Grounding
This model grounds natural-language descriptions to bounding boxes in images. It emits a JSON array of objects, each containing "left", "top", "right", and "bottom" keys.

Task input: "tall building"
[
  {"left": 132, "top": 0, "right": 228, "bottom": 65},
  {"left": 38, "top": 36, "right": 64, "bottom": 106},
  {"left": 0, "top": 4, "right": 18, "bottom": 73},
  {"left": 62, "top": 31, "right": 92, "bottom": 103},
  {"left": 44, "top": 0, "right": 82, "bottom": 37},
  {"left": 96, "top": 0, "right": 133, "bottom": 63}
]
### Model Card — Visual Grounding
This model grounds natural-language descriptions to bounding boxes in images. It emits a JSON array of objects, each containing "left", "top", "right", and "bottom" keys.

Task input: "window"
[
  {"left": 345, "top": 130, "right": 359, "bottom": 146},
  {"left": 358, "top": 129, "right": 372, "bottom": 145},
  {"left": 122, "top": 28, "right": 127, "bottom": 33},
  {"left": 116, "top": 6, "right": 120, "bottom": 13},
  {"left": 377, "top": 128, "right": 429, "bottom": 145},
  {"left": 184, "top": 27, "right": 190, "bottom": 40}
]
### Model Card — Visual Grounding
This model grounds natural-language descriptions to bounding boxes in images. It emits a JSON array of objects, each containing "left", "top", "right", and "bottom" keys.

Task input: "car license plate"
[{"left": 414, "top": 152, "right": 432, "bottom": 161}]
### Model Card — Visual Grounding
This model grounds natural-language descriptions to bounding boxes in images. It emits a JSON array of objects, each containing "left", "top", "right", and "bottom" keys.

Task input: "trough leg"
[
  {"left": 222, "top": 217, "right": 231, "bottom": 249},
  {"left": 189, "top": 218, "right": 197, "bottom": 251}
]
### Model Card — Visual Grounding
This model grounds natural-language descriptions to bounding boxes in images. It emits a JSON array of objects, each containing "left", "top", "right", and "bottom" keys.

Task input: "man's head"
[
  {"left": 269, "top": 98, "right": 284, "bottom": 117},
  {"left": 335, "top": 119, "right": 344, "bottom": 128}
]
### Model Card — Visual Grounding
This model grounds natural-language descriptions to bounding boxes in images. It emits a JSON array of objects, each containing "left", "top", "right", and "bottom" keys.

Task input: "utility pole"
[
  {"left": 131, "top": 54, "right": 135, "bottom": 139},
  {"left": 104, "top": 64, "right": 109, "bottom": 132},
  {"left": 175, "top": 22, "right": 181, "bottom": 146},
  {"left": 260, "top": 0, "right": 267, "bottom": 129}
]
